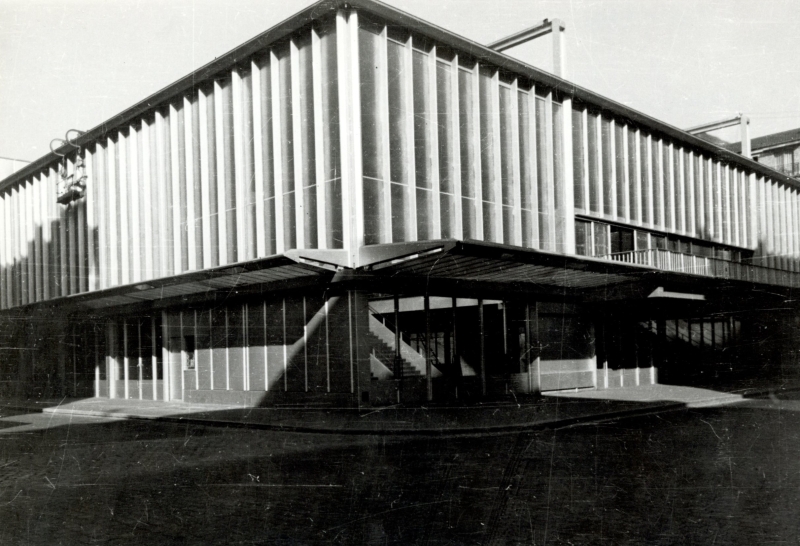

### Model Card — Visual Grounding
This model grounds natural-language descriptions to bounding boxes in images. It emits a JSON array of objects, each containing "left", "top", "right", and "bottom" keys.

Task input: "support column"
[
  {"left": 106, "top": 321, "right": 117, "bottom": 399},
  {"left": 527, "top": 302, "right": 541, "bottom": 395},
  {"left": 479, "top": 299, "right": 487, "bottom": 397},
  {"left": 425, "top": 294, "right": 432, "bottom": 402},
  {"left": 393, "top": 295, "right": 402, "bottom": 381},
  {"left": 123, "top": 319, "right": 129, "bottom": 400}
]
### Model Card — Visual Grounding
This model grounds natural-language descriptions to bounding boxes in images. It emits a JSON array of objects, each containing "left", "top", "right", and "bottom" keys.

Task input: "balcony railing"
[
  {"left": 771, "top": 161, "right": 800, "bottom": 178},
  {"left": 599, "top": 248, "right": 800, "bottom": 288}
]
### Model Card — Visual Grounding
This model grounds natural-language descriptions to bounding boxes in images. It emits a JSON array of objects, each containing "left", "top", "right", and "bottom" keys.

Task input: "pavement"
[{"left": 1, "top": 382, "right": 798, "bottom": 435}]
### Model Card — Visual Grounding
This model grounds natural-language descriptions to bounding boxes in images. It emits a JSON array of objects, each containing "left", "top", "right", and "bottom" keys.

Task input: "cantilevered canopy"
[
  {"left": 359, "top": 240, "right": 644, "bottom": 290},
  {"left": 357, "top": 240, "right": 780, "bottom": 301},
  {"left": 17, "top": 251, "right": 345, "bottom": 313}
]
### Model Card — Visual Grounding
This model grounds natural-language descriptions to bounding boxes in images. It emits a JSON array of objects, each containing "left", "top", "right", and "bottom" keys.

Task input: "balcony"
[
  {"left": 770, "top": 161, "right": 800, "bottom": 179},
  {"left": 599, "top": 248, "right": 800, "bottom": 288}
]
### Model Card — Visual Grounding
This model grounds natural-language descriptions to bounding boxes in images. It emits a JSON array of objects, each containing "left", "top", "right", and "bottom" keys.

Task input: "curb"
[{"left": 3, "top": 385, "right": 800, "bottom": 436}]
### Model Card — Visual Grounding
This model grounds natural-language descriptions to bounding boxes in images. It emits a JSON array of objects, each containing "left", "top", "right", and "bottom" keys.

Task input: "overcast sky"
[{"left": 1, "top": 0, "right": 798, "bottom": 162}]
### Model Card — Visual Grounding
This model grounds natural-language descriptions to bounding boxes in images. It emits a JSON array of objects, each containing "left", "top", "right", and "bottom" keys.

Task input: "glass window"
[
  {"left": 593, "top": 222, "right": 609, "bottom": 256},
  {"left": 575, "top": 220, "right": 590, "bottom": 256},
  {"left": 635, "top": 230, "right": 649, "bottom": 251}
]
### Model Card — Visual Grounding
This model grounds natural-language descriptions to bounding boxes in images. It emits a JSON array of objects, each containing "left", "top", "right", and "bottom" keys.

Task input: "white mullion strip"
[
  {"left": 491, "top": 70, "right": 502, "bottom": 243},
  {"left": 29, "top": 175, "right": 38, "bottom": 301},
  {"left": 350, "top": 11, "right": 364, "bottom": 259},
  {"left": 106, "top": 136, "right": 119, "bottom": 287},
  {"left": 94, "top": 146, "right": 106, "bottom": 289},
  {"left": 429, "top": 45, "right": 441, "bottom": 240},
  {"left": 33, "top": 174, "right": 42, "bottom": 301},
  {"left": 788, "top": 190, "right": 800, "bottom": 271},
  {"left": 634, "top": 129, "right": 643, "bottom": 226},
  {"left": 510, "top": 79, "right": 522, "bottom": 246},
  {"left": 741, "top": 171, "right": 749, "bottom": 250},
  {"left": 252, "top": 59, "right": 266, "bottom": 257},
  {"left": 594, "top": 113, "right": 604, "bottom": 219},
  {"left": 11, "top": 185, "right": 19, "bottom": 305},
  {"left": 451, "top": 55, "right": 463, "bottom": 239},
  {"left": 270, "top": 50, "right": 286, "bottom": 254},
  {"left": 214, "top": 80, "right": 228, "bottom": 265},
  {"left": 705, "top": 159, "right": 714, "bottom": 241},
  {"left": 528, "top": 88, "right": 539, "bottom": 246},
  {"left": 140, "top": 122, "right": 154, "bottom": 281},
  {"left": 687, "top": 151, "right": 696, "bottom": 237},
  {"left": 291, "top": 39, "right": 306, "bottom": 250},
  {"left": 759, "top": 177, "right": 769, "bottom": 266},
  {"left": 749, "top": 173, "right": 757, "bottom": 250},
  {"left": 544, "top": 91, "right": 555, "bottom": 249},
  {"left": 77, "top": 167, "right": 86, "bottom": 293},
  {"left": 713, "top": 159, "right": 728, "bottom": 243},
  {"left": 6, "top": 187, "right": 13, "bottom": 306},
  {"left": 29, "top": 176, "right": 37, "bottom": 301},
  {"left": 1, "top": 193, "right": 7, "bottom": 308},
  {"left": 676, "top": 146, "right": 686, "bottom": 234},
  {"left": 66, "top": 164, "right": 77, "bottom": 296},
  {"left": 41, "top": 167, "right": 52, "bottom": 299},
  {"left": 336, "top": 10, "right": 355, "bottom": 265},
  {"left": 621, "top": 124, "right": 630, "bottom": 223},
  {"left": 403, "top": 34, "right": 417, "bottom": 242},
  {"left": 581, "top": 109, "right": 590, "bottom": 213},
  {"left": 645, "top": 134, "right": 654, "bottom": 227},
  {"left": 4, "top": 189, "right": 10, "bottom": 305},
  {"left": 128, "top": 126, "right": 141, "bottom": 283},
  {"left": 766, "top": 180, "right": 775, "bottom": 268},
  {"left": 379, "top": 27, "right": 392, "bottom": 243},
  {"left": 232, "top": 67, "right": 247, "bottom": 259},
  {"left": 472, "top": 63, "right": 484, "bottom": 239},
  {"left": 723, "top": 166, "right": 732, "bottom": 244},
  {"left": 312, "top": 27, "right": 327, "bottom": 249},
  {"left": 732, "top": 168, "right": 740, "bottom": 247},
  {"left": 21, "top": 179, "right": 30, "bottom": 303},
  {"left": 788, "top": 187, "right": 795, "bottom": 270},
  {"left": 155, "top": 111, "right": 170, "bottom": 278},
  {"left": 169, "top": 105, "right": 182, "bottom": 274},
  {"left": 119, "top": 131, "right": 130, "bottom": 285},
  {"left": 781, "top": 184, "right": 789, "bottom": 270},
  {"left": 56, "top": 176, "right": 66, "bottom": 296},
  {"left": 654, "top": 139, "right": 664, "bottom": 229},
  {"left": 561, "top": 96, "right": 575, "bottom": 254},
  {"left": 198, "top": 89, "right": 212, "bottom": 268},
  {"left": 184, "top": 96, "right": 197, "bottom": 271},
  {"left": 608, "top": 118, "right": 617, "bottom": 220}
]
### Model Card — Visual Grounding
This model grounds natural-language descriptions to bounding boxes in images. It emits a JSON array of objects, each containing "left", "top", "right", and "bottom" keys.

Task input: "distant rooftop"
[{"left": 728, "top": 127, "right": 800, "bottom": 155}]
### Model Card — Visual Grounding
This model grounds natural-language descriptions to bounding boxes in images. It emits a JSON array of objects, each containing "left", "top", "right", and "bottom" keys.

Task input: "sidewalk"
[{"left": 1, "top": 383, "right": 797, "bottom": 436}]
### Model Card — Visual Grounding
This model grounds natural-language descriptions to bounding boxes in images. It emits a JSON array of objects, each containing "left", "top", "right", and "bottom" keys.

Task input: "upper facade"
[{"left": 1, "top": 0, "right": 799, "bottom": 312}]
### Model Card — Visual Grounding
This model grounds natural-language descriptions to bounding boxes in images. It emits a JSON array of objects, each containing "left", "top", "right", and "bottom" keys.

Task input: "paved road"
[{"left": 1, "top": 394, "right": 799, "bottom": 545}]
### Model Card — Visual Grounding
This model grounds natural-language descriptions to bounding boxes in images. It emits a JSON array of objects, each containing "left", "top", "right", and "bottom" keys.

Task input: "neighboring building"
[
  {"left": 2, "top": 0, "right": 800, "bottom": 408},
  {"left": 729, "top": 128, "right": 800, "bottom": 179}
]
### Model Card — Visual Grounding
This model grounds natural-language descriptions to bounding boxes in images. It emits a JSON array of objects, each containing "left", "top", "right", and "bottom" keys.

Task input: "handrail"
[{"left": 596, "top": 248, "right": 800, "bottom": 288}]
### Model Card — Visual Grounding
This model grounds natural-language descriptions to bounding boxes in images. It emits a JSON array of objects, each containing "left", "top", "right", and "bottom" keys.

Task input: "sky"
[{"left": 1, "top": 0, "right": 799, "bottom": 163}]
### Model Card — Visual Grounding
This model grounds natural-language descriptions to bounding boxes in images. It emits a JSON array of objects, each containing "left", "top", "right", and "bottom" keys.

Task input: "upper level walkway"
[{"left": 601, "top": 248, "right": 800, "bottom": 289}]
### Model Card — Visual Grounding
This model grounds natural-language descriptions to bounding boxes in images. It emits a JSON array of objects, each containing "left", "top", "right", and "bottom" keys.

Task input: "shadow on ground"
[{"left": 1, "top": 391, "right": 800, "bottom": 544}]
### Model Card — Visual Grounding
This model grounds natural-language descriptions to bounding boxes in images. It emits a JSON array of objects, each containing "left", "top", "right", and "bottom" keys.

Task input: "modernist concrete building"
[{"left": 2, "top": 0, "right": 800, "bottom": 408}]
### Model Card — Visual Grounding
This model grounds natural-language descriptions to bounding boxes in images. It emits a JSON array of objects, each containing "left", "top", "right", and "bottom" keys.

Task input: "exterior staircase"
[{"left": 367, "top": 315, "right": 442, "bottom": 380}]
